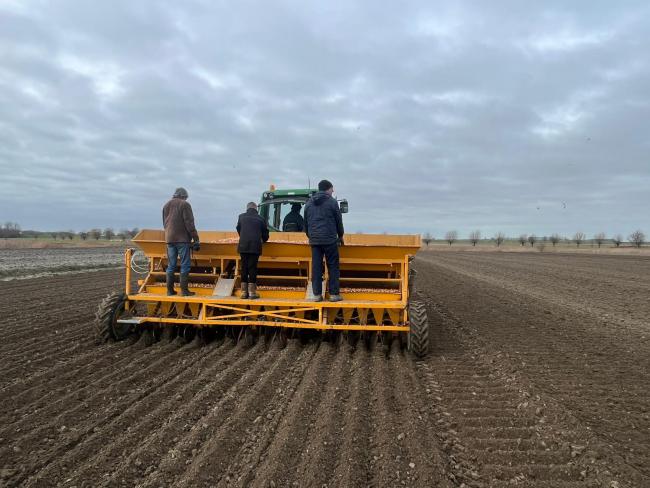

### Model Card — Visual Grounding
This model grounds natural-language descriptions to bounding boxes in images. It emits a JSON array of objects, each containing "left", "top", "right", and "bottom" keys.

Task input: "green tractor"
[{"left": 258, "top": 186, "right": 349, "bottom": 232}]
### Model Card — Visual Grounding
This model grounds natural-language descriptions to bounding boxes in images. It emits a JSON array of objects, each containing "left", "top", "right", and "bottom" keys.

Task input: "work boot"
[
  {"left": 328, "top": 294, "right": 343, "bottom": 302},
  {"left": 248, "top": 283, "right": 260, "bottom": 299},
  {"left": 309, "top": 295, "right": 323, "bottom": 302},
  {"left": 166, "top": 272, "right": 177, "bottom": 296},
  {"left": 180, "top": 273, "right": 195, "bottom": 296},
  {"left": 240, "top": 282, "right": 249, "bottom": 299}
]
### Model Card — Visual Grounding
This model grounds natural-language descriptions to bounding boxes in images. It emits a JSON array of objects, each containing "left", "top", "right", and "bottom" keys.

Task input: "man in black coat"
[
  {"left": 236, "top": 201, "right": 270, "bottom": 299},
  {"left": 304, "top": 179, "right": 344, "bottom": 302}
]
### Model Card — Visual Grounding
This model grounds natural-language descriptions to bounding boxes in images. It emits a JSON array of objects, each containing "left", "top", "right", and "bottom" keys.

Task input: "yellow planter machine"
[{"left": 95, "top": 191, "right": 429, "bottom": 357}]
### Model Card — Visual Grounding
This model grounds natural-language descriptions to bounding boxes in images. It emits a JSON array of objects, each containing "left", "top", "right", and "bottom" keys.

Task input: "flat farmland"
[
  {"left": 0, "top": 247, "right": 124, "bottom": 280},
  {"left": 1, "top": 251, "right": 649, "bottom": 487}
]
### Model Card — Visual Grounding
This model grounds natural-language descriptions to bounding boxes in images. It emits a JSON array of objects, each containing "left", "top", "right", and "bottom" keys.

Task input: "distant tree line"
[
  {"left": 421, "top": 230, "right": 646, "bottom": 248},
  {"left": 2, "top": 224, "right": 140, "bottom": 241},
  {"left": 0, "top": 222, "right": 21, "bottom": 238}
]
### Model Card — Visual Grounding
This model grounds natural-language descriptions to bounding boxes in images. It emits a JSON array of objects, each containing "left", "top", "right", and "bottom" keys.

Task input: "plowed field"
[{"left": 1, "top": 252, "right": 649, "bottom": 487}]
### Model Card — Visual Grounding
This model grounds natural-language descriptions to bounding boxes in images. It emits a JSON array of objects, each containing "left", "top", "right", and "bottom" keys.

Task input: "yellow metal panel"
[
  {"left": 358, "top": 308, "right": 369, "bottom": 325},
  {"left": 129, "top": 294, "right": 405, "bottom": 309},
  {"left": 136, "top": 316, "right": 408, "bottom": 332},
  {"left": 328, "top": 307, "right": 341, "bottom": 323},
  {"left": 188, "top": 302, "right": 200, "bottom": 317},
  {"left": 387, "top": 308, "right": 401, "bottom": 326},
  {"left": 132, "top": 229, "right": 420, "bottom": 262},
  {"left": 372, "top": 308, "right": 385, "bottom": 324},
  {"left": 342, "top": 308, "right": 354, "bottom": 324}
]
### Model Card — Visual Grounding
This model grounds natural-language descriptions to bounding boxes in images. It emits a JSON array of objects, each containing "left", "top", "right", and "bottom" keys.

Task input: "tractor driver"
[{"left": 282, "top": 203, "right": 304, "bottom": 232}]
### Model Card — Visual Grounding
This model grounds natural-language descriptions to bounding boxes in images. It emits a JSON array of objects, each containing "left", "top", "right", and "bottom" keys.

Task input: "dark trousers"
[
  {"left": 240, "top": 253, "right": 260, "bottom": 283},
  {"left": 311, "top": 243, "right": 340, "bottom": 296}
]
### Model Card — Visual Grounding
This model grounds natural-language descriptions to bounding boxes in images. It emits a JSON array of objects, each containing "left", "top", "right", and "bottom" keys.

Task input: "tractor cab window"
[
  {"left": 281, "top": 202, "right": 305, "bottom": 232},
  {"left": 259, "top": 200, "right": 305, "bottom": 232}
]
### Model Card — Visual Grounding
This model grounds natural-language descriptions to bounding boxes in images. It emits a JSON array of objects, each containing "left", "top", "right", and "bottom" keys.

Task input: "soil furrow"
[
  {"left": 96, "top": 339, "right": 267, "bottom": 486},
  {"left": 330, "top": 345, "right": 374, "bottom": 487},
  {"left": 288, "top": 341, "right": 352, "bottom": 487},
  {"left": 245, "top": 343, "right": 336, "bottom": 487},
  {"left": 219, "top": 339, "right": 325, "bottom": 488},
  {"left": 0, "top": 341, "right": 137, "bottom": 421},
  {"left": 137, "top": 341, "right": 311, "bottom": 488},
  {"left": 23, "top": 339, "right": 236, "bottom": 487},
  {"left": 2, "top": 340, "right": 214, "bottom": 486},
  {"left": 0, "top": 340, "right": 178, "bottom": 436}
]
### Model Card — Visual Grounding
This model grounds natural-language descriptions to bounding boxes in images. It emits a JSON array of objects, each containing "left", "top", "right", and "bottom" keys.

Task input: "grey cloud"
[{"left": 0, "top": 0, "right": 648, "bottom": 239}]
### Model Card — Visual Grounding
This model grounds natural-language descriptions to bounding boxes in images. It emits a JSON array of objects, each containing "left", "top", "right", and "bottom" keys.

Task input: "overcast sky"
[{"left": 1, "top": 0, "right": 648, "bottom": 238}]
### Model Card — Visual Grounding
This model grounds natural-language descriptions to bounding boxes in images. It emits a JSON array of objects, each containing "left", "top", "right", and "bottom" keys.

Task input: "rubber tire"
[
  {"left": 407, "top": 300, "right": 429, "bottom": 359},
  {"left": 95, "top": 292, "right": 133, "bottom": 343},
  {"left": 408, "top": 266, "right": 417, "bottom": 296}
]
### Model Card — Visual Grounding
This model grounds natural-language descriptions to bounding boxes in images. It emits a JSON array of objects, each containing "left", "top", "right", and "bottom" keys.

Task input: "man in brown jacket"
[{"left": 163, "top": 187, "right": 200, "bottom": 296}]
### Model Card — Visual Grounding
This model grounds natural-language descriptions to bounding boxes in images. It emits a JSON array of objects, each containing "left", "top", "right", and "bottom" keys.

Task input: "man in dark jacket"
[
  {"left": 236, "top": 202, "right": 270, "bottom": 299},
  {"left": 282, "top": 203, "right": 305, "bottom": 232},
  {"left": 162, "top": 187, "right": 200, "bottom": 296},
  {"left": 304, "top": 179, "right": 344, "bottom": 302}
]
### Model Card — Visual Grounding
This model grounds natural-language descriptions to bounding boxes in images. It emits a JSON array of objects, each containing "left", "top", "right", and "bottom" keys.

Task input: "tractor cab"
[{"left": 258, "top": 186, "right": 348, "bottom": 232}]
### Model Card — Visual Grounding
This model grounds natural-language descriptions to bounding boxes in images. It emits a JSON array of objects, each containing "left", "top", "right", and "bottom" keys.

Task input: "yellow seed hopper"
[{"left": 95, "top": 229, "right": 429, "bottom": 356}]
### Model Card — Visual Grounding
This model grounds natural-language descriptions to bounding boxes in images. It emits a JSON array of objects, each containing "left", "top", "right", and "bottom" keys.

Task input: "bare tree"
[
  {"left": 594, "top": 232, "right": 606, "bottom": 248},
  {"left": 103, "top": 228, "right": 115, "bottom": 240},
  {"left": 629, "top": 230, "right": 645, "bottom": 248},
  {"left": 118, "top": 229, "right": 129, "bottom": 241},
  {"left": 445, "top": 230, "right": 458, "bottom": 246},
  {"left": 550, "top": 234, "right": 560, "bottom": 247},
  {"left": 79, "top": 231, "right": 89, "bottom": 240},
  {"left": 89, "top": 229, "right": 102, "bottom": 240},
  {"left": 518, "top": 234, "right": 527, "bottom": 247},
  {"left": 612, "top": 234, "right": 623, "bottom": 248},
  {"left": 469, "top": 230, "right": 481, "bottom": 246},
  {"left": 494, "top": 232, "right": 505, "bottom": 247},
  {"left": 130, "top": 227, "right": 140, "bottom": 238},
  {"left": 574, "top": 231, "right": 586, "bottom": 247},
  {"left": 422, "top": 232, "right": 433, "bottom": 247},
  {"left": 528, "top": 234, "right": 537, "bottom": 247},
  {"left": 0, "top": 222, "right": 21, "bottom": 238}
]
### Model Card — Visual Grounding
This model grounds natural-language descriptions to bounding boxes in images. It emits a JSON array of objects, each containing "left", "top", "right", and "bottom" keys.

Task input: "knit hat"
[{"left": 173, "top": 187, "right": 189, "bottom": 199}]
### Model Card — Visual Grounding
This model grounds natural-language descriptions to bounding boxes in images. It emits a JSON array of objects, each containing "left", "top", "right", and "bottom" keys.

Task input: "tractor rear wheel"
[
  {"left": 407, "top": 300, "right": 429, "bottom": 359},
  {"left": 95, "top": 292, "right": 136, "bottom": 343}
]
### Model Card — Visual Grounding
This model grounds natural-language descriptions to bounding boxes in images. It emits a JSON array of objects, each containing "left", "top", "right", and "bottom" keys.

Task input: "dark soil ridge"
[{"left": 415, "top": 254, "right": 648, "bottom": 487}]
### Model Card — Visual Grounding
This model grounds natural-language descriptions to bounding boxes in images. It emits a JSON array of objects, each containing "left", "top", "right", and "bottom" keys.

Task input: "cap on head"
[
  {"left": 318, "top": 179, "right": 333, "bottom": 192},
  {"left": 247, "top": 201, "right": 258, "bottom": 210},
  {"left": 173, "top": 187, "right": 189, "bottom": 199},
  {"left": 291, "top": 203, "right": 301, "bottom": 211}
]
